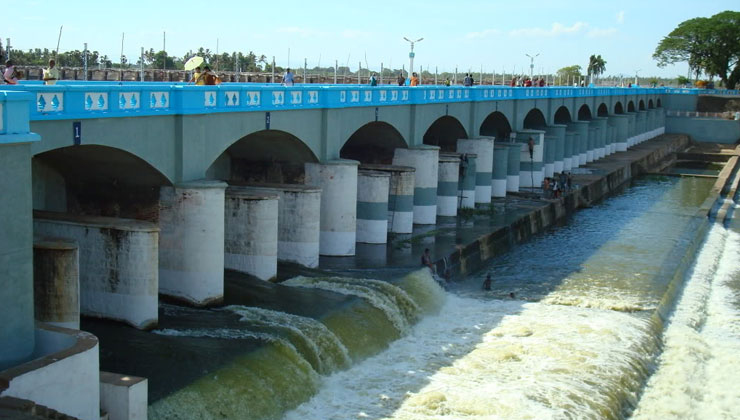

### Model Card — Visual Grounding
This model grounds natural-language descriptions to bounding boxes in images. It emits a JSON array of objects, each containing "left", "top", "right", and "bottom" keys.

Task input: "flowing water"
[{"left": 148, "top": 175, "right": 740, "bottom": 419}]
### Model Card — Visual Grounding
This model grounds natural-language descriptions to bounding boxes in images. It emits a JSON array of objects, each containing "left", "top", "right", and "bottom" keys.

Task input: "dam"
[{"left": 1, "top": 82, "right": 739, "bottom": 419}]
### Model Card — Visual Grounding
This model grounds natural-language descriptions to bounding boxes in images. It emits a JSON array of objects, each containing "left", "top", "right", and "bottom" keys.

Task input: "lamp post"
[
  {"left": 525, "top": 53, "right": 539, "bottom": 80},
  {"left": 403, "top": 36, "right": 423, "bottom": 77},
  {"left": 634, "top": 69, "right": 641, "bottom": 86}
]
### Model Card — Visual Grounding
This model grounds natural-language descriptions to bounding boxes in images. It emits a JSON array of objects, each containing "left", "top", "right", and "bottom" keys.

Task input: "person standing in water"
[{"left": 482, "top": 274, "right": 492, "bottom": 290}]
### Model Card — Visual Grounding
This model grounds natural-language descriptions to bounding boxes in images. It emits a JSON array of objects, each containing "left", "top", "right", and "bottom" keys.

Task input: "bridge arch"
[
  {"left": 523, "top": 108, "right": 547, "bottom": 129},
  {"left": 207, "top": 130, "right": 319, "bottom": 184},
  {"left": 553, "top": 106, "right": 573, "bottom": 124},
  {"left": 656, "top": 98, "right": 662, "bottom": 108},
  {"left": 480, "top": 111, "right": 513, "bottom": 140},
  {"left": 639, "top": 100, "right": 646, "bottom": 111},
  {"left": 422, "top": 116, "right": 468, "bottom": 152},
  {"left": 32, "top": 145, "right": 172, "bottom": 218},
  {"left": 627, "top": 101, "right": 636, "bottom": 112},
  {"left": 648, "top": 99, "right": 654, "bottom": 109},
  {"left": 614, "top": 102, "right": 624, "bottom": 114},
  {"left": 597, "top": 103, "right": 609, "bottom": 117},
  {"left": 341, "top": 122, "right": 408, "bottom": 163},
  {"left": 577, "top": 104, "right": 593, "bottom": 121}
]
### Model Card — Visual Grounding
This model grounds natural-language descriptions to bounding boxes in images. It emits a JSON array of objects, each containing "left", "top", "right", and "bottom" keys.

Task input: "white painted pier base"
[
  {"left": 224, "top": 188, "right": 279, "bottom": 281},
  {"left": 393, "top": 146, "right": 440, "bottom": 225},
  {"left": 505, "top": 143, "right": 521, "bottom": 192},
  {"left": 457, "top": 137, "right": 493, "bottom": 204},
  {"left": 33, "top": 238, "right": 80, "bottom": 330},
  {"left": 238, "top": 184, "right": 321, "bottom": 268},
  {"left": 159, "top": 181, "right": 227, "bottom": 306},
  {"left": 360, "top": 164, "right": 416, "bottom": 234},
  {"left": 437, "top": 153, "right": 460, "bottom": 216},
  {"left": 513, "top": 130, "right": 545, "bottom": 188},
  {"left": 34, "top": 212, "right": 158, "bottom": 329},
  {"left": 306, "top": 160, "right": 359, "bottom": 256},
  {"left": 99, "top": 371, "right": 148, "bottom": 420},
  {"left": 492, "top": 144, "right": 509, "bottom": 198},
  {"left": 356, "top": 170, "right": 390, "bottom": 244}
]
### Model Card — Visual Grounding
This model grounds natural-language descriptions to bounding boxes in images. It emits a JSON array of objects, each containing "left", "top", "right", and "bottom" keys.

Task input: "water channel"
[{"left": 91, "top": 172, "right": 738, "bottom": 419}]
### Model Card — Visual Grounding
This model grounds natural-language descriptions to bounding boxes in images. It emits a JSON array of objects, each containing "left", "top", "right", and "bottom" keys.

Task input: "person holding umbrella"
[{"left": 184, "top": 56, "right": 205, "bottom": 85}]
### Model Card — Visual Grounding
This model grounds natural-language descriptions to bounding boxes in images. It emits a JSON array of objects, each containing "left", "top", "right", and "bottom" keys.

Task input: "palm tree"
[{"left": 587, "top": 54, "right": 607, "bottom": 85}]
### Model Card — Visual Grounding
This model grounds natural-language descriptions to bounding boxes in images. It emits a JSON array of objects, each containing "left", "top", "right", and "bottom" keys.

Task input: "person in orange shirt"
[{"left": 410, "top": 72, "right": 419, "bottom": 86}]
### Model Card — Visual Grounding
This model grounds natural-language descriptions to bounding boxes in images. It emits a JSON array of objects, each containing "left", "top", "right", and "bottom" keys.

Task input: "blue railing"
[{"left": 1, "top": 82, "right": 733, "bottom": 122}]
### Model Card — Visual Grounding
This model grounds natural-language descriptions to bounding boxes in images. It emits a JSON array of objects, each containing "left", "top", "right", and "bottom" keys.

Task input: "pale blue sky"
[{"left": 5, "top": 0, "right": 735, "bottom": 79}]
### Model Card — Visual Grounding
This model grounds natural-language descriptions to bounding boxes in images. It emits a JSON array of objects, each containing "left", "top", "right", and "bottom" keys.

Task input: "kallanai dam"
[{"left": 1, "top": 82, "right": 740, "bottom": 419}]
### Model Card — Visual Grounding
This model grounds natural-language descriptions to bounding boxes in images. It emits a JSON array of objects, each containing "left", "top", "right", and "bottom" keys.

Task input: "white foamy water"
[
  {"left": 283, "top": 294, "right": 658, "bottom": 420},
  {"left": 632, "top": 225, "right": 740, "bottom": 419}
]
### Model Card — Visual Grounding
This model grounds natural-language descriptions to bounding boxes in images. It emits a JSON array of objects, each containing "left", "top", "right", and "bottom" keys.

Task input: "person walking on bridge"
[
  {"left": 397, "top": 72, "right": 405, "bottom": 86},
  {"left": 282, "top": 68, "right": 295, "bottom": 86},
  {"left": 43, "top": 59, "right": 59, "bottom": 85}
]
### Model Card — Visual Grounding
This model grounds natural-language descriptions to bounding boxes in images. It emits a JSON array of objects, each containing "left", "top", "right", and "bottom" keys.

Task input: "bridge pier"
[
  {"left": 568, "top": 121, "right": 590, "bottom": 167},
  {"left": 492, "top": 144, "right": 509, "bottom": 197},
  {"left": 586, "top": 126, "right": 597, "bottom": 162},
  {"left": 625, "top": 112, "right": 637, "bottom": 147},
  {"left": 505, "top": 143, "right": 521, "bottom": 192},
  {"left": 224, "top": 188, "right": 279, "bottom": 281},
  {"left": 593, "top": 117, "right": 608, "bottom": 159},
  {"left": 457, "top": 138, "right": 493, "bottom": 203},
  {"left": 437, "top": 153, "right": 461, "bottom": 216},
  {"left": 546, "top": 125, "right": 566, "bottom": 174},
  {"left": 458, "top": 153, "right": 477, "bottom": 209},
  {"left": 563, "top": 131, "right": 574, "bottom": 171},
  {"left": 543, "top": 134, "right": 556, "bottom": 178},
  {"left": 305, "top": 160, "right": 359, "bottom": 256},
  {"left": 159, "top": 181, "right": 227, "bottom": 306},
  {"left": 393, "top": 146, "right": 440, "bottom": 225},
  {"left": 33, "top": 239, "right": 80, "bottom": 329},
  {"left": 513, "top": 130, "right": 545, "bottom": 188},
  {"left": 636, "top": 111, "right": 648, "bottom": 144},
  {"left": 356, "top": 170, "right": 390, "bottom": 244},
  {"left": 359, "top": 164, "right": 416, "bottom": 234}
]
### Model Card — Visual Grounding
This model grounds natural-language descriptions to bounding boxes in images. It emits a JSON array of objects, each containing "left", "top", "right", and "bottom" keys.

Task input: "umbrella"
[{"left": 184, "top": 56, "right": 204, "bottom": 71}]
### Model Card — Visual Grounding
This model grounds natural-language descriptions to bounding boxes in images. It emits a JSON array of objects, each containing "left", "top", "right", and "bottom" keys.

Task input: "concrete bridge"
[{"left": 0, "top": 83, "right": 697, "bottom": 408}]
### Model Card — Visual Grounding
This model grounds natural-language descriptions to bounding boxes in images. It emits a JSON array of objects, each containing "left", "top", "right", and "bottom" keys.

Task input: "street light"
[
  {"left": 525, "top": 53, "right": 539, "bottom": 80},
  {"left": 403, "top": 37, "right": 424, "bottom": 77},
  {"left": 634, "top": 69, "right": 641, "bottom": 86}
]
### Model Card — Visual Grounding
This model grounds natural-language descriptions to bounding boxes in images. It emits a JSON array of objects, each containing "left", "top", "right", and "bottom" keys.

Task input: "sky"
[{"left": 4, "top": 0, "right": 736, "bottom": 79}]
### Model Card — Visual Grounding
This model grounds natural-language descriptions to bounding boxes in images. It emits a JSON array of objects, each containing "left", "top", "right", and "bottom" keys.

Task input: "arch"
[
  {"left": 341, "top": 121, "right": 408, "bottom": 164},
  {"left": 614, "top": 102, "right": 624, "bottom": 114},
  {"left": 523, "top": 108, "right": 547, "bottom": 129},
  {"left": 209, "top": 130, "right": 319, "bottom": 184},
  {"left": 648, "top": 99, "right": 654, "bottom": 109},
  {"left": 553, "top": 106, "right": 572, "bottom": 124},
  {"left": 597, "top": 103, "right": 609, "bottom": 117},
  {"left": 422, "top": 116, "right": 468, "bottom": 152},
  {"left": 628, "top": 101, "right": 636, "bottom": 112},
  {"left": 33, "top": 145, "right": 172, "bottom": 218},
  {"left": 480, "top": 111, "right": 513, "bottom": 140},
  {"left": 577, "top": 104, "right": 593, "bottom": 121},
  {"left": 656, "top": 98, "right": 662, "bottom": 108},
  {"left": 639, "top": 100, "right": 646, "bottom": 111}
]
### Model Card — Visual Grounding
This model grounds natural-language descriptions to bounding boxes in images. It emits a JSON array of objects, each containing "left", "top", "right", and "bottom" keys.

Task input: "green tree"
[
  {"left": 587, "top": 54, "right": 607, "bottom": 82},
  {"left": 556, "top": 65, "right": 582, "bottom": 85},
  {"left": 654, "top": 11, "right": 740, "bottom": 89},
  {"left": 676, "top": 75, "right": 691, "bottom": 86}
]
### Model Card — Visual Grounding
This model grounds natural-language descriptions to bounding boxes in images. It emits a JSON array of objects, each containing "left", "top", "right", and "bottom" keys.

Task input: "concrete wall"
[
  {"left": 100, "top": 371, "right": 147, "bottom": 420},
  {"left": 666, "top": 116, "right": 740, "bottom": 144},
  {"left": 1, "top": 325, "right": 100, "bottom": 420},
  {"left": 34, "top": 213, "right": 159, "bottom": 329}
]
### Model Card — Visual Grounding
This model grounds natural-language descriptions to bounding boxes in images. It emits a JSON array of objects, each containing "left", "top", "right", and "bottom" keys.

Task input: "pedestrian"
[
  {"left": 397, "top": 72, "right": 405, "bottom": 86},
  {"left": 482, "top": 274, "right": 492, "bottom": 291},
  {"left": 421, "top": 248, "right": 436, "bottom": 273},
  {"left": 189, "top": 66, "right": 204, "bottom": 85},
  {"left": 43, "top": 59, "right": 59, "bottom": 85},
  {"left": 282, "top": 68, "right": 295, "bottom": 86},
  {"left": 444, "top": 77, "right": 451, "bottom": 86},
  {"left": 510, "top": 76, "right": 517, "bottom": 87},
  {"left": 463, "top": 73, "right": 472, "bottom": 87},
  {"left": 538, "top": 77, "right": 545, "bottom": 87},
  {"left": 410, "top": 72, "right": 419, "bottom": 86},
  {"left": 369, "top": 73, "right": 378, "bottom": 86},
  {"left": 202, "top": 66, "right": 220, "bottom": 85},
  {"left": 3, "top": 60, "right": 19, "bottom": 85},
  {"left": 566, "top": 172, "right": 573, "bottom": 190}
]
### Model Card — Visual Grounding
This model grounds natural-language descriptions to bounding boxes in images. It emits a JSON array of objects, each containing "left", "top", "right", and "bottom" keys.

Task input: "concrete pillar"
[
  {"left": 392, "top": 146, "right": 439, "bottom": 225},
  {"left": 513, "top": 130, "right": 545, "bottom": 188},
  {"left": 563, "top": 131, "right": 574, "bottom": 170},
  {"left": 545, "top": 125, "right": 566, "bottom": 174},
  {"left": 457, "top": 138, "right": 493, "bottom": 204},
  {"left": 593, "top": 117, "right": 608, "bottom": 159},
  {"left": 33, "top": 239, "right": 80, "bottom": 330},
  {"left": 159, "top": 180, "right": 227, "bottom": 306},
  {"left": 505, "top": 143, "right": 521, "bottom": 192},
  {"left": 457, "top": 153, "right": 477, "bottom": 209},
  {"left": 492, "top": 144, "right": 509, "bottom": 197},
  {"left": 586, "top": 126, "right": 597, "bottom": 162},
  {"left": 625, "top": 112, "right": 637, "bottom": 147},
  {"left": 305, "top": 160, "right": 359, "bottom": 256},
  {"left": 648, "top": 109, "right": 658, "bottom": 138},
  {"left": 657, "top": 108, "right": 666, "bottom": 135},
  {"left": 0, "top": 91, "right": 39, "bottom": 369},
  {"left": 34, "top": 212, "right": 159, "bottom": 329},
  {"left": 237, "top": 184, "right": 320, "bottom": 268},
  {"left": 636, "top": 111, "right": 647, "bottom": 143},
  {"left": 606, "top": 125, "right": 614, "bottom": 155},
  {"left": 359, "top": 164, "right": 415, "bottom": 234},
  {"left": 543, "top": 134, "right": 556, "bottom": 178},
  {"left": 568, "top": 121, "right": 590, "bottom": 166},
  {"left": 356, "top": 170, "right": 390, "bottom": 244},
  {"left": 224, "top": 188, "right": 278, "bottom": 281},
  {"left": 437, "top": 153, "right": 460, "bottom": 217}
]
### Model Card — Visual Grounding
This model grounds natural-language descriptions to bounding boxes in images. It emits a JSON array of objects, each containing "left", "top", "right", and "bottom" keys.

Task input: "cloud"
[
  {"left": 465, "top": 29, "right": 502, "bottom": 39},
  {"left": 509, "top": 22, "right": 587, "bottom": 37},
  {"left": 587, "top": 28, "right": 618, "bottom": 38},
  {"left": 616, "top": 11, "right": 625, "bottom": 24}
]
